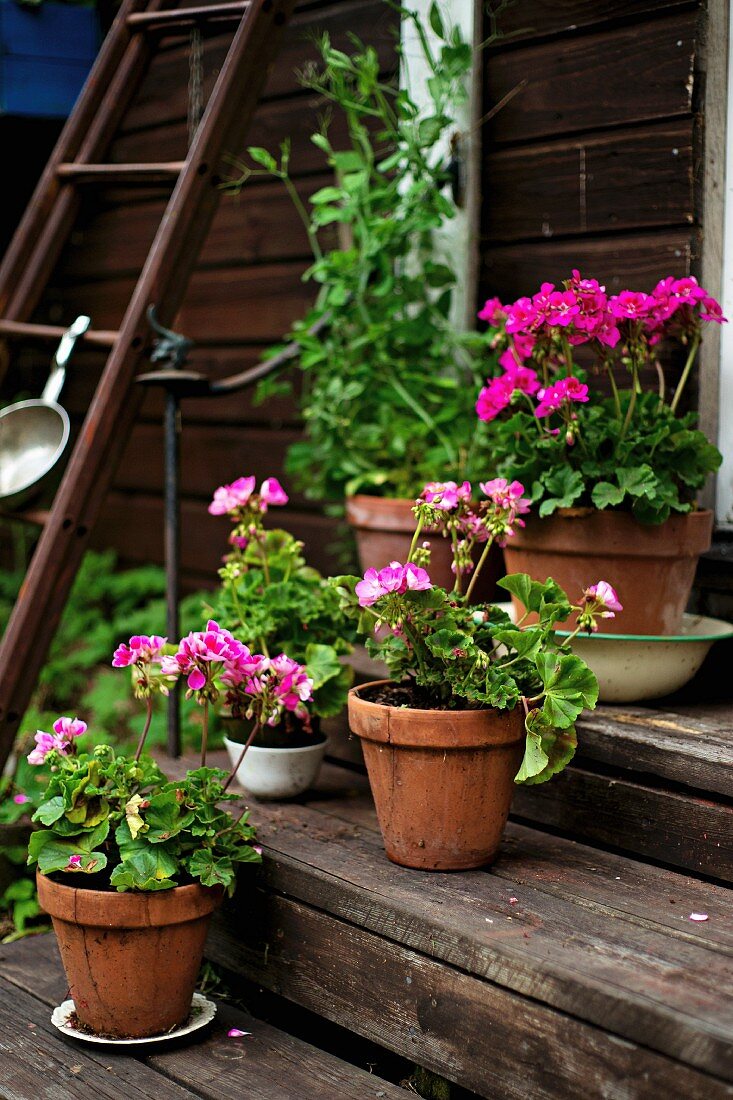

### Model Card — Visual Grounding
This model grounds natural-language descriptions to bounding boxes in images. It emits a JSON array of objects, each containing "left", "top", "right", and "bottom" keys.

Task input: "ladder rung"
[
  {"left": 57, "top": 162, "right": 186, "bottom": 183},
  {"left": 0, "top": 320, "right": 118, "bottom": 347},
  {"left": 0, "top": 508, "right": 48, "bottom": 527},
  {"left": 127, "top": 2, "right": 249, "bottom": 30}
]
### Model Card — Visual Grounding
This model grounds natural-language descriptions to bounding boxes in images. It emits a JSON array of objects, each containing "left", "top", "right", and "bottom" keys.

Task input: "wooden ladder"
[{"left": 0, "top": 0, "right": 296, "bottom": 769}]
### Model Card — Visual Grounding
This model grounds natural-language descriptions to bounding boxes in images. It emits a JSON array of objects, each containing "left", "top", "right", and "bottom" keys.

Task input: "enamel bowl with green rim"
[{"left": 555, "top": 613, "right": 733, "bottom": 703}]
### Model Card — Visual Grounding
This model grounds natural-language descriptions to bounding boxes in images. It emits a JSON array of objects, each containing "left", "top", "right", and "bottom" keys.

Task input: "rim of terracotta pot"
[
  {"left": 346, "top": 493, "right": 429, "bottom": 534},
  {"left": 348, "top": 680, "right": 526, "bottom": 749},
  {"left": 223, "top": 734, "right": 328, "bottom": 755},
  {"left": 508, "top": 507, "right": 713, "bottom": 557},
  {"left": 37, "top": 871, "right": 223, "bottom": 928}
]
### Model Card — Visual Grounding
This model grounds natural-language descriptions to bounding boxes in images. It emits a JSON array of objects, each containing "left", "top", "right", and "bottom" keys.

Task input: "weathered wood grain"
[
  {"left": 92, "top": 490, "right": 344, "bottom": 577},
  {"left": 122, "top": 0, "right": 397, "bottom": 133},
  {"left": 490, "top": 0, "right": 698, "bottom": 44},
  {"left": 483, "top": 120, "right": 694, "bottom": 241},
  {"left": 0, "top": 936, "right": 406, "bottom": 1100},
  {"left": 0, "top": 975, "right": 197, "bottom": 1100},
  {"left": 576, "top": 706, "right": 733, "bottom": 797},
  {"left": 484, "top": 11, "right": 698, "bottom": 145},
  {"left": 43, "top": 259, "right": 314, "bottom": 342},
  {"left": 511, "top": 764, "right": 733, "bottom": 881},
  {"left": 208, "top": 889, "right": 732, "bottom": 1098},
  {"left": 59, "top": 175, "right": 331, "bottom": 280},
  {"left": 480, "top": 227, "right": 696, "bottom": 300},
  {"left": 237, "top": 797, "right": 733, "bottom": 1073}
]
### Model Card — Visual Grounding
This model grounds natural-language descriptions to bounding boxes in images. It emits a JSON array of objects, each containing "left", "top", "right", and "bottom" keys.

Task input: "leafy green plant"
[
  {"left": 206, "top": 476, "right": 354, "bottom": 729},
  {"left": 27, "top": 745, "right": 260, "bottom": 894},
  {"left": 226, "top": 6, "right": 493, "bottom": 502},
  {"left": 332, "top": 480, "right": 610, "bottom": 784},
  {"left": 475, "top": 273, "right": 723, "bottom": 523}
]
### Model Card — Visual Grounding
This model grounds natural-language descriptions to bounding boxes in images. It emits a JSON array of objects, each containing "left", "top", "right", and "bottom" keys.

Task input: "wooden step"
[
  {"left": 0, "top": 935, "right": 405, "bottom": 1100},
  {"left": 154, "top": 750, "right": 733, "bottom": 1098},
  {"left": 127, "top": 2, "right": 250, "bottom": 31},
  {"left": 0, "top": 320, "right": 118, "bottom": 346},
  {"left": 328, "top": 650, "right": 733, "bottom": 882},
  {"left": 57, "top": 162, "right": 186, "bottom": 183}
]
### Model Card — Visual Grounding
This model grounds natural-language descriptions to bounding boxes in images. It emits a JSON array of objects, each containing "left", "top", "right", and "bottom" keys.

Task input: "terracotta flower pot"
[
  {"left": 348, "top": 681, "right": 525, "bottom": 871},
  {"left": 503, "top": 508, "right": 713, "bottom": 636},
  {"left": 37, "top": 872, "right": 223, "bottom": 1038},
  {"left": 345, "top": 493, "right": 500, "bottom": 600}
]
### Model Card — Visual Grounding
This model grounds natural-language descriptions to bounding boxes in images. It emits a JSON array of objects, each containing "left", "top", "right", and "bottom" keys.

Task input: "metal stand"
[{"left": 138, "top": 307, "right": 193, "bottom": 758}]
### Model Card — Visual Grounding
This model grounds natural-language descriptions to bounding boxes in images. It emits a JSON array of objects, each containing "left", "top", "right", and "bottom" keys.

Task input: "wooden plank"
[
  {"left": 484, "top": 11, "right": 698, "bottom": 145},
  {"left": 114, "top": 421, "right": 301, "bottom": 499},
  {"left": 576, "top": 706, "right": 733, "bottom": 797},
  {"left": 483, "top": 120, "right": 694, "bottom": 241},
  {"left": 489, "top": 0, "right": 697, "bottom": 44},
  {"left": 122, "top": 0, "right": 397, "bottom": 134},
  {"left": 511, "top": 765, "right": 733, "bottom": 881},
  {"left": 480, "top": 227, "right": 696, "bottom": 301},
  {"left": 92, "top": 490, "right": 344, "bottom": 577},
  {"left": 43, "top": 260, "right": 314, "bottom": 342},
  {"left": 208, "top": 889, "right": 732, "bottom": 1098},
  {"left": 109, "top": 91, "right": 364, "bottom": 172},
  {"left": 0, "top": 975, "right": 197, "bottom": 1100},
  {"left": 59, "top": 174, "right": 331, "bottom": 280},
  {"left": 1, "top": 936, "right": 405, "bottom": 1100}
]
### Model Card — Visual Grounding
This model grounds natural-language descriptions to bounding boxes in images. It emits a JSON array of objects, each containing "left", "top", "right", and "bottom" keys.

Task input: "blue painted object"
[{"left": 0, "top": 0, "right": 100, "bottom": 118}]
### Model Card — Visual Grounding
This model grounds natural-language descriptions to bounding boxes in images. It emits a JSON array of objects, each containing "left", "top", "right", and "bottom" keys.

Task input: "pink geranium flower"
[
  {"left": 545, "top": 290, "right": 580, "bottom": 327},
  {"left": 161, "top": 620, "right": 246, "bottom": 692},
  {"left": 208, "top": 476, "right": 257, "bottom": 516},
  {"left": 608, "top": 290, "right": 654, "bottom": 321},
  {"left": 67, "top": 854, "right": 82, "bottom": 869},
  {"left": 112, "top": 635, "right": 166, "bottom": 668},
  {"left": 476, "top": 374, "right": 515, "bottom": 421},
  {"left": 478, "top": 297, "right": 505, "bottom": 325},
  {"left": 420, "top": 480, "right": 471, "bottom": 511},
  {"left": 583, "top": 581, "right": 623, "bottom": 616},
  {"left": 355, "top": 562, "right": 432, "bottom": 608},
  {"left": 13, "top": 793, "right": 30, "bottom": 805},
  {"left": 534, "top": 376, "right": 589, "bottom": 418},
  {"left": 27, "top": 716, "right": 86, "bottom": 765},
  {"left": 505, "top": 297, "right": 537, "bottom": 335},
  {"left": 259, "top": 478, "right": 289, "bottom": 508}
]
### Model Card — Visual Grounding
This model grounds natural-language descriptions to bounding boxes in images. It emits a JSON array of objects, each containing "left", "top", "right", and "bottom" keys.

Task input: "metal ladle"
[{"left": 0, "top": 315, "right": 91, "bottom": 509}]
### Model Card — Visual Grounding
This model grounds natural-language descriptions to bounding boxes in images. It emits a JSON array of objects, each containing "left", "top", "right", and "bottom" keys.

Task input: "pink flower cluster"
[
  {"left": 208, "top": 476, "right": 288, "bottom": 517},
  {"left": 420, "top": 480, "right": 471, "bottom": 511},
  {"left": 161, "top": 620, "right": 247, "bottom": 693},
  {"left": 356, "top": 562, "right": 432, "bottom": 608},
  {"left": 476, "top": 272, "right": 726, "bottom": 424},
  {"left": 112, "top": 635, "right": 166, "bottom": 668},
  {"left": 224, "top": 651, "right": 314, "bottom": 727},
  {"left": 480, "top": 478, "right": 531, "bottom": 542},
  {"left": 162, "top": 620, "right": 314, "bottom": 726},
  {"left": 27, "top": 716, "right": 87, "bottom": 765}
]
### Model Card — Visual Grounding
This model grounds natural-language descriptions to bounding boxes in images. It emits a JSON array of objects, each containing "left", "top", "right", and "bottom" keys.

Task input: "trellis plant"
[
  {"left": 225, "top": 5, "right": 492, "bottom": 501},
  {"left": 26, "top": 623, "right": 318, "bottom": 893},
  {"left": 475, "top": 272, "right": 725, "bottom": 523},
  {"left": 333, "top": 480, "right": 618, "bottom": 783}
]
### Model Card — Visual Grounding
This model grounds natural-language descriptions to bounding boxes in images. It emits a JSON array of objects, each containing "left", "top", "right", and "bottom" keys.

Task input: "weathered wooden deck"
[{"left": 2, "top": 701, "right": 731, "bottom": 1099}]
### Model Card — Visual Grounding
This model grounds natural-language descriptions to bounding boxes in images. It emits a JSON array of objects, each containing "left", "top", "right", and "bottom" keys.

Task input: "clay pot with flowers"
[
  {"left": 206, "top": 475, "right": 354, "bottom": 798},
  {"left": 475, "top": 273, "right": 725, "bottom": 634},
  {"left": 28, "top": 619, "right": 314, "bottom": 1040},
  {"left": 333, "top": 480, "right": 616, "bottom": 871}
]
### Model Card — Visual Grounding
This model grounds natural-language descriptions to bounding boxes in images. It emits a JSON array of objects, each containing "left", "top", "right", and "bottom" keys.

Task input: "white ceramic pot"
[{"left": 223, "top": 735, "right": 327, "bottom": 800}]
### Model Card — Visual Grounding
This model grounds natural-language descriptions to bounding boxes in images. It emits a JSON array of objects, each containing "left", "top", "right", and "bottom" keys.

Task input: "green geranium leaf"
[
  {"left": 591, "top": 481, "right": 625, "bottom": 510},
  {"left": 187, "top": 849, "right": 235, "bottom": 893},
  {"left": 29, "top": 819, "right": 109, "bottom": 875},
  {"left": 425, "top": 629, "right": 475, "bottom": 659},
  {"left": 536, "top": 651, "right": 598, "bottom": 728},
  {"left": 110, "top": 848, "right": 177, "bottom": 892},
  {"left": 33, "top": 796, "right": 65, "bottom": 827},
  {"left": 515, "top": 710, "right": 578, "bottom": 785}
]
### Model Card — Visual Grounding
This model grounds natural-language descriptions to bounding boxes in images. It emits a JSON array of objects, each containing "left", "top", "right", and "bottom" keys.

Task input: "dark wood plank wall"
[
  {"left": 480, "top": 0, "right": 702, "bottom": 301},
  {"left": 7, "top": 0, "right": 397, "bottom": 589},
  {"left": 3, "top": 1, "right": 712, "bottom": 591}
]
